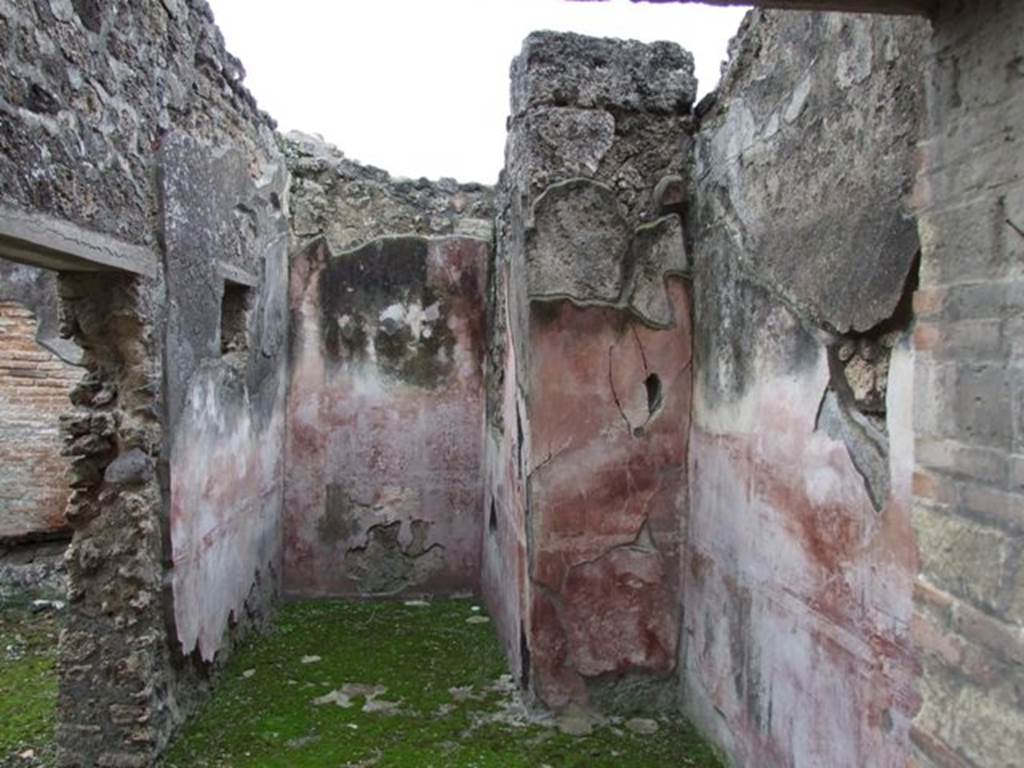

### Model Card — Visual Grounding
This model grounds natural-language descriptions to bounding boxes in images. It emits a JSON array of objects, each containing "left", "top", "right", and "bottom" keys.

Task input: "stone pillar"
[
  {"left": 56, "top": 272, "right": 169, "bottom": 767},
  {"left": 485, "top": 31, "right": 697, "bottom": 710}
]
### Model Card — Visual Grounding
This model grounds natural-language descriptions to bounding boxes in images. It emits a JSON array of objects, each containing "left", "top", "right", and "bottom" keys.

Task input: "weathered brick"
[
  {"left": 913, "top": 503, "right": 1012, "bottom": 611},
  {"left": 910, "top": 724, "right": 973, "bottom": 768},
  {"left": 915, "top": 439, "right": 1008, "bottom": 487},
  {"left": 1011, "top": 454, "right": 1024, "bottom": 494},
  {"left": 0, "top": 300, "right": 80, "bottom": 538},
  {"left": 912, "top": 286, "right": 945, "bottom": 319},
  {"left": 911, "top": 610, "right": 964, "bottom": 667},
  {"left": 108, "top": 704, "right": 149, "bottom": 725},
  {"left": 915, "top": 319, "right": 1003, "bottom": 362},
  {"left": 916, "top": 196, "right": 1005, "bottom": 286},
  {"left": 912, "top": 469, "right": 957, "bottom": 507},
  {"left": 953, "top": 600, "right": 1024, "bottom": 666},
  {"left": 953, "top": 364, "right": 1013, "bottom": 451},
  {"left": 960, "top": 484, "right": 1023, "bottom": 533},
  {"left": 1009, "top": 557, "right": 1024, "bottom": 627},
  {"left": 911, "top": 660, "right": 965, "bottom": 764},
  {"left": 935, "top": 279, "right": 1024, "bottom": 323},
  {"left": 913, "top": 360, "right": 958, "bottom": 441},
  {"left": 951, "top": 682, "right": 1024, "bottom": 768}
]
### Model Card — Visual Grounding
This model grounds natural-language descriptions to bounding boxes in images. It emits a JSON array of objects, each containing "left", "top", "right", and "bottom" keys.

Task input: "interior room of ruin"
[{"left": 0, "top": 0, "right": 1021, "bottom": 765}]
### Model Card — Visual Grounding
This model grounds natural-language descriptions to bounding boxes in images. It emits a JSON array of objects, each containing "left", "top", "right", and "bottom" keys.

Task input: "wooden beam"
[{"left": 0, "top": 206, "right": 158, "bottom": 277}]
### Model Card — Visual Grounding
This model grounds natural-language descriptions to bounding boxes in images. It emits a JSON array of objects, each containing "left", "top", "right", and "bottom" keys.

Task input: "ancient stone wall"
[
  {"left": 0, "top": 261, "right": 81, "bottom": 541},
  {"left": 909, "top": 1, "right": 1024, "bottom": 765},
  {"left": 159, "top": 129, "right": 289, "bottom": 665},
  {"left": 282, "top": 135, "right": 495, "bottom": 600},
  {"left": 285, "top": 131, "right": 495, "bottom": 251},
  {"left": 285, "top": 236, "right": 489, "bottom": 598},
  {"left": 683, "top": 10, "right": 926, "bottom": 767},
  {"left": 490, "top": 31, "right": 696, "bottom": 709},
  {"left": 0, "top": 0, "right": 289, "bottom": 764}
]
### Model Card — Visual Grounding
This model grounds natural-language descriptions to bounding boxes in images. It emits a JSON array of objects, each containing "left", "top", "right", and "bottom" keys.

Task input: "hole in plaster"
[
  {"left": 644, "top": 373, "right": 663, "bottom": 416},
  {"left": 818, "top": 252, "right": 920, "bottom": 512},
  {"left": 489, "top": 498, "right": 498, "bottom": 534},
  {"left": 220, "top": 281, "right": 251, "bottom": 356}
]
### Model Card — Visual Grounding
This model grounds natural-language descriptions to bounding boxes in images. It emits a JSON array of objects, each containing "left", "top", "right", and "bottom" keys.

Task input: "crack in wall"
[
  {"left": 345, "top": 520, "right": 447, "bottom": 596},
  {"left": 608, "top": 344, "right": 633, "bottom": 433}
]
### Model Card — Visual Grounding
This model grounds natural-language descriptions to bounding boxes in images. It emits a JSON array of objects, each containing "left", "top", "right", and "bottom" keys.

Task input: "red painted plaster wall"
[
  {"left": 682, "top": 338, "right": 918, "bottom": 767},
  {"left": 284, "top": 237, "right": 489, "bottom": 598},
  {"left": 525, "top": 280, "right": 693, "bottom": 707}
]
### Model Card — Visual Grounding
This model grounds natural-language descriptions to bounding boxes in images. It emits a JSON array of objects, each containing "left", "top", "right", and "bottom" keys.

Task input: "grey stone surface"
[
  {"left": 510, "top": 31, "right": 696, "bottom": 117},
  {"left": 0, "top": 539, "right": 68, "bottom": 603},
  {"left": 693, "top": 10, "right": 926, "bottom": 334},
  {"left": 0, "top": 205, "right": 159, "bottom": 276},
  {"left": 625, "top": 215, "right": 689, "bottom": 327},
  {"left": 817, "top": 390, "right": 891, "bottom": 510},
  {"left": 634, "top": 1, "right": 934, "bottom": 13},
  {"left": 524, "top": 179, "right": 631, "bottom": 304},
  {"left": 514, "top": 108, "right": 616, "bottom": 184},
  {"left": 285, "top": 131, "right": 495, "bottom": 255},
  {"left": 103, "top": 448, "right": 155, "bottom": 485},
  {"left": 158, "top": 129, "right": 289, "bottom": 433},
  {"left": 0, "top": 2, "right": 289, "bottom": 765}
]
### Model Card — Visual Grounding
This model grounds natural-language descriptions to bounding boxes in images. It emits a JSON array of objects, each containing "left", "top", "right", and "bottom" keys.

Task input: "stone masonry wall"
[
  {"left": 684, "top": 11, "right": 927, "bottom": 767},
  {"left": 0, "top": 1, "right": 289, "bottom": 764},
  {"left": 285, "top": 131, "right": 495, "bottom": 252},
  {"left": 908, "top": 1, "right": 1024, "bottom": 765},
  {"left": 491, "top": 31, "right": 697, "bottom": 711}
]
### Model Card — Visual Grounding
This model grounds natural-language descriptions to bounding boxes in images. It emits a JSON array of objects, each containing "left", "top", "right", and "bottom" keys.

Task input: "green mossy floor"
[
  {"left": 0, "top": 600, "right": 724, "bottom": 767},
  {"left": 0, "top": 605, "right": 60, "bottom": 767},
  {"left": 166, "top": 600, "right": 723, "bottom": 767}
]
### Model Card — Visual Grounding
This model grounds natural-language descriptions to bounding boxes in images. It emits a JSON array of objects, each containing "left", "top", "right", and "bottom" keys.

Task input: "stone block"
[
  {"left": 510, "top": 31, "right": 696, "bottom": 117},
  {"left": 953, "top": 599, "right": 1024, "bottom": 666},
  {"left": 912, "top": 360, "right": 958, "bottom": 441},
  {"left": 917, "top": 196, "right": 1005, "bottom": 286},
  {"left": 953, "top": 364, "right": 1013, "bottom": 451},
  {"left": 915, "top": 439, "right": 1008, "bottom": 487},
  {"left": 912, "top": 469, "right": 957, "bottom": 507},
  {"left": 913, "top": 503, "right": 1012, "bottom": 611},
  {"left": 911, "top": 660, "right": 963, "bottom": 758},
  {"left": 524, "top": 179, "right": 630, "bottom": 304},
  {"left": 921, "top": 319, "right": 1004, "bottom": 362},
  {"left": 1009, "top": 558, "right": 1024, "bottom": 628},
  {"left": 960, "top": 484, "right": 1023, "bottom": 534},
  {"left": 941, "top": 280, "right": 1024, "bottom": 323},
  {"left": 1011, "top": 454, "right": 1024, "bottom": 494},
  {"left": 952, "top": 682, "right": 1024, "bottom": 768}
]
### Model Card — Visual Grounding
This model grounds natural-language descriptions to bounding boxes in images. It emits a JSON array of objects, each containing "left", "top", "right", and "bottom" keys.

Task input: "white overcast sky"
[{"left": 207, "top": 1, "right": 750, "bottom": 184}]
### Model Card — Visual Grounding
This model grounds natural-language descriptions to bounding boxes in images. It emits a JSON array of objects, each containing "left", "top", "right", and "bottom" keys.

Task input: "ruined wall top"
[
  {"left": 285, "top": 132, "right": 495, "bottom": 255},
  {"left": 510, "top": 30, "right": 697, "bottom": 118}
]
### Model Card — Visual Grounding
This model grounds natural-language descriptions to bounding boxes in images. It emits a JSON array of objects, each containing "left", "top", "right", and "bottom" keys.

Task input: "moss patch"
[
  {"left": 0, "top": 605, "right": 61, "bottom": 766},
  {"left": 165, "top": 600, "right": 723, "bottom": 767}
]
